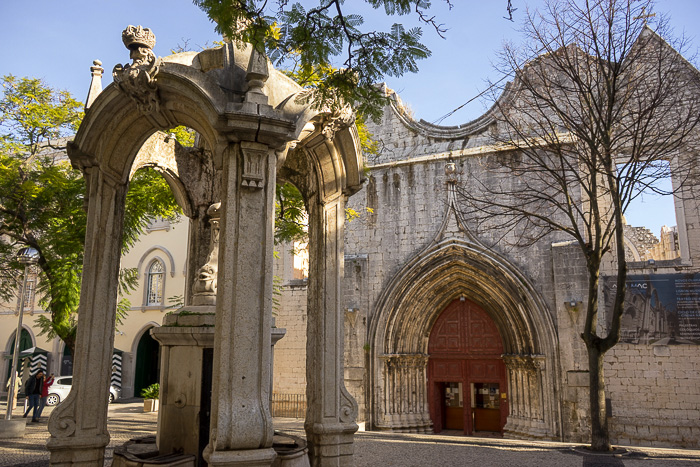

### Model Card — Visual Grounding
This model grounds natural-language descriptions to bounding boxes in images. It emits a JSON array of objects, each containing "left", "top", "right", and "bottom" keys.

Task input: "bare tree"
[{"left": 455, "top": 0, "right": 700, "bottom": 451}]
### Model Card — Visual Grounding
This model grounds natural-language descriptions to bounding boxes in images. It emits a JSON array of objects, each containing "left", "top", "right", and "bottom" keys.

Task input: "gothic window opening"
[
  {"left": 146, "top": 259, "right": 164, "bottom": 306},
  {"left": 619, "top": 160, "right": 681, "bottom": 262}
]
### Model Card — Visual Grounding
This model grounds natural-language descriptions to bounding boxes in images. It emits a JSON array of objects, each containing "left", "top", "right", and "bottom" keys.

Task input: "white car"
[{"left": 44, "top": 376, "right": 120, "bottom": 406}]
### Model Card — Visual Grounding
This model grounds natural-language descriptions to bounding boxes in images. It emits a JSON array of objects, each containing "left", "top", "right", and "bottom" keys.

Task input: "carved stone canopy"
[{"left": 57, "top": 24, "right": 365, "bottom": 466}]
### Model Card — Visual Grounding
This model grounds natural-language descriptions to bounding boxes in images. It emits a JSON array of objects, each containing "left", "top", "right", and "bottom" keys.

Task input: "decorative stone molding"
[
  {"left": 136, "top": 246, "right": 177, "bottom": 279},
  {"left": 321, "top": 106, "right": 355, "bottom": 142},
  {"left": 444, "top": 158, "right": 458, "bottom": 184},
  {"left": 383, "top": 83, "right": 514, "bottom": 140},
  {"left": 240, "top": 142, "right": 268, "bottom": 189},
  {"left": 112, "top": 25, "right": 162, "bottom": 114},
  {"left": 339, "top": 386, "right": 359, "bottom": 423}
]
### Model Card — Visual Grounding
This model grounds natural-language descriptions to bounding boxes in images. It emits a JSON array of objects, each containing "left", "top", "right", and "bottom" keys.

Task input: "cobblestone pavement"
[{"left": 2, "top": 401, "right": 700, "bottom": 466}]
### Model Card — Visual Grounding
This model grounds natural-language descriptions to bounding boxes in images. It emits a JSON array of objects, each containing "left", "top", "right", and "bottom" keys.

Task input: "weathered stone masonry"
[{"left": 271, "top": 63, "right": 700, "bottom": 447}]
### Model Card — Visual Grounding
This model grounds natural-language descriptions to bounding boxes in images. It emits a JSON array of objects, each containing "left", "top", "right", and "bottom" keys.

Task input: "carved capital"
[
  {"left": 240, "top": 142, "right": 268, "bottom": 189},
  {"left": 381, "top": 353, "right": 429, "bottom": 371},
  {"left": 502, "top": 353, "right": 546, "bottom": 373},
  {"left": 113, "top": 25, "right": 162, "bottom": 115}
]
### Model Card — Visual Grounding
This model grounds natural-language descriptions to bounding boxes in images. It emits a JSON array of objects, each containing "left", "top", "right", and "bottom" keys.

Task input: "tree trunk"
[{"left": 587, "top": 344, "right": 611, "bottom": 451}]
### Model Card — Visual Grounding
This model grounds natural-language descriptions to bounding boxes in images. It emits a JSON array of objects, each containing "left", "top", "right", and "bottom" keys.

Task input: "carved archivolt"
[{"left": 369, "top": 239, "right": 561, "bottom": 438}]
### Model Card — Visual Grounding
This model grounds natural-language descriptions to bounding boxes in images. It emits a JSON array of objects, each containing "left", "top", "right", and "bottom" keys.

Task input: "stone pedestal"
[{"left": 151, "top": 308, "right": 215, "bottom": 458}]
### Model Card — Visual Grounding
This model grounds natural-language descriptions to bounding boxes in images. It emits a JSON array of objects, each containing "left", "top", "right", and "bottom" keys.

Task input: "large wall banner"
[{"left": 602, "top": 274, "right": 700, "bottom": 345}]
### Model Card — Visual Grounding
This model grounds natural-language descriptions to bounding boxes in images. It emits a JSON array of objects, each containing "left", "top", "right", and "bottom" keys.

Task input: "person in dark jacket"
[{"left": 23, "top": 370, "right": 44, "bottom": 422}]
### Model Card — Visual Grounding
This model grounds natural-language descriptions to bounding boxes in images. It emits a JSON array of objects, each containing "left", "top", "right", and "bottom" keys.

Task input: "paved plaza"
[{"left": 1, "top": 400, "right": 699, "bottom": 466}]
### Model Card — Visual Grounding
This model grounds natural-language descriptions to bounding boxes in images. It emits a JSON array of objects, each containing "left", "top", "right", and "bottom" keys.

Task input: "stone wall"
[
  {"left": 550, "top": 238, "right": 700, "bottom": 448},
  {"left": 606, "top": 344, "right": 700, "bottom": 448},
  {"left": 272, "top": 284, "right": 308, "bottom": 395},
  {"left": 269, "top": 81, "right": 700, "bottom": 447},
  {"left": 551, "top": 241, "right": 592, "bottom": 443}
]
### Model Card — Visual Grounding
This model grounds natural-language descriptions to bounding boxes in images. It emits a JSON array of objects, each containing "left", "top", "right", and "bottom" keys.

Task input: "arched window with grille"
[{"left": 146, "top": 259, "right": 165, "bottom": 306}]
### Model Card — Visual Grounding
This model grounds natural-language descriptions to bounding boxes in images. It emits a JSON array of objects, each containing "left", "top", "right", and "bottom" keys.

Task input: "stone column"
[
  {"left": 502, "top": 354, "right": 549, "bottom": 439},
  {"left": 203, "top": 141, "right": 277, "bottom": 466},
  {"left": 376, "top": 354, "right": 431, "bottom": 433},
  {"left": 305, "top": 193, "right": 359, "bottom": 466},
  {"left": 47, "top": 164, "right": 127, "bottom": 465}
]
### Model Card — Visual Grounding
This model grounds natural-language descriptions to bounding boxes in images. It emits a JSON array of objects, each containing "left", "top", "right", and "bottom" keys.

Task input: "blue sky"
[{"left": 1, "top": 0, "right": 698, "bottom": 235}]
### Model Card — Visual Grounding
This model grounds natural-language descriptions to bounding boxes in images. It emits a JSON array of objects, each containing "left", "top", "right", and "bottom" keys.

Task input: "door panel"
[
  {"left": 428, "top": 298, "right": 508, "bottom": 435},
  {"left": 473, "top": 382, "right": 501, "bottom": 433},
  {"left": 443, "top": 382, "right": 464, "bottom": 430},
  {"left": 474, "top": 408, "right": 501, "bottom": 432}
]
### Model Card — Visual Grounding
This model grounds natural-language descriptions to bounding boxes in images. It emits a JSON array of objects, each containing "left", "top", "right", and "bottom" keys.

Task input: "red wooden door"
[{"left": 428, "top": 298, "right": 508, "bottom": 435}]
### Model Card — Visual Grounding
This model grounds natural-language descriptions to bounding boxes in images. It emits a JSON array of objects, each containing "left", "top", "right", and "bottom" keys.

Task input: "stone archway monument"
[{"left": 47, "top": 25, "right": 362, "bottom": 466}]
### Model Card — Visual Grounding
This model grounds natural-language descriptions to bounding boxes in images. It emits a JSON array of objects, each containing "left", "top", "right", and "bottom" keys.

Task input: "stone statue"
[{"left": 192, "top": 202, "right": 221, "bottom": 306}]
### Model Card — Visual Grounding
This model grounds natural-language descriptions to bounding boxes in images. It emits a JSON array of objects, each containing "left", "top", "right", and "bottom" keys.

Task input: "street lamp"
[{"left": 5, "top": 247, "right": 39, "bottom": 421}]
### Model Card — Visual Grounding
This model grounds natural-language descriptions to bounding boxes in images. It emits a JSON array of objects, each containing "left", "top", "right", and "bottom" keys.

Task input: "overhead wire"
[
  {"left": 430, "top": 33, "right": 564, "bottom": 126},
  {"left": 431, "top": 73, "right": 514, "bottom": 125}
]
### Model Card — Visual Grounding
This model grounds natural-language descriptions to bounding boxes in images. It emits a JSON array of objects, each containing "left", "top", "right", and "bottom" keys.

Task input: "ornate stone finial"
[
  {"left": 245, "top": 48, "right": 269, "bottom": 105},
  {"left": 85, "top": 60, "right": 104, "bottom": 110},
  {"left": 122, "top": 25, "right": 156, "bottom": 50},
  {"left": 192, "top": 202, "right": 221, "bottom": 306},
  {"left": 113, "top": 25, "right": 162, "bottom": 114}
]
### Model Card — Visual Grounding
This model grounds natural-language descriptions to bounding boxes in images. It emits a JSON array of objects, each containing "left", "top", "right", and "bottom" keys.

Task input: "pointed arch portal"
[{"left": 369, "top": 238, "right": 562, "bottom": 440}]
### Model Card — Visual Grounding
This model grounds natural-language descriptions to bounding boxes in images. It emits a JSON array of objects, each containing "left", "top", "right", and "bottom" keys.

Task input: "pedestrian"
[
  {"left": 23, "top": 370, "right": 44, "bottom": 422},
  {"left": 5, "top": 372, "right": 21, "bottom": 410},
  {"left": 37, "top": 372, "right": 54, "bottom": 419}
]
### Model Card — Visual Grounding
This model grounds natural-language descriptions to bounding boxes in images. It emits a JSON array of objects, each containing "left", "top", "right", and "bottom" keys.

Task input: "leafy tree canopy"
[
  {"left": 193, "top": 0, "right": 455, "bottom": 120},
  {"left": 0, "top": 75, "right": 181, "bottom": 354}
]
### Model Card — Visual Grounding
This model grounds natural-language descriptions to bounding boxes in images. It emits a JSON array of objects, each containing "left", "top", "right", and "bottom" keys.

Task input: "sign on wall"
[{"left": 602, "top": 274, "right": 700, "bottom": 345}]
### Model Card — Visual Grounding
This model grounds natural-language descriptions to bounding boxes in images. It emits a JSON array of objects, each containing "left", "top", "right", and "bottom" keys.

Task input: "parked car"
[{"left": 44, "top": 376, "right": 120, "bottom": 406}]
